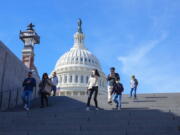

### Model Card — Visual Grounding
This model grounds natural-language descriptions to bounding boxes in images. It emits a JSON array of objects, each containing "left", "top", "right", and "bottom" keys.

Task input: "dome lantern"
[{"left": 73, "top": 18, "right": 86, "bottom": 49}]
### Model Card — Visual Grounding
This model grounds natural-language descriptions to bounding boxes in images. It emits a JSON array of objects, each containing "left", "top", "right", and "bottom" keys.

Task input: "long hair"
[
  {"left": 94, "top": 69, "right": 100, "bottom": 77},
  {"left": 42, "top": 73, "right": 49, "bottom": 81}
]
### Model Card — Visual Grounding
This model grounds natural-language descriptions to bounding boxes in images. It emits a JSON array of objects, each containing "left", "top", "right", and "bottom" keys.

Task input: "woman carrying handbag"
[{"left": 39, "top": 73, "right": 53, "bottom": 108}]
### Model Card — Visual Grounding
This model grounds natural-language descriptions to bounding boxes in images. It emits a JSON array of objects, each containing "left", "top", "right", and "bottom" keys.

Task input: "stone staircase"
[{"left": 0, "top": 93, "right": 180, "bottom": 135}]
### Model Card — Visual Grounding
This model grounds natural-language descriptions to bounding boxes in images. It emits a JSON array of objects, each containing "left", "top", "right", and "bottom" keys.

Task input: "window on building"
[
  {"left": 75, "top": 75, "right": 78, "bottom": 83},
  {"left": 85, "top": 58, "right": 87, "bottom": 62},
  {"left": 80, "top": 57, "right": 83, "bottom": 62},
  {"left": 81, "top": 76, "right": 84, "bottom": 83},
  {"left": 64, "top": 75, "right": 67, "bottom": 83},
  {"left": 89, "top": 59, "right": 91, "bottom": 63},
  {"left": 60, "top": 76, "right": 62, "bottom": 83},
  {"left": 69, "top": 75, "right": 72, "bottom": 83}
]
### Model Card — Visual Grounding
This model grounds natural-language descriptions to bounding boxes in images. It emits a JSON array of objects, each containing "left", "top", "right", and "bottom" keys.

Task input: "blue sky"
[{"left": 0, "top": 0, "right": 180, "bottom": 93}]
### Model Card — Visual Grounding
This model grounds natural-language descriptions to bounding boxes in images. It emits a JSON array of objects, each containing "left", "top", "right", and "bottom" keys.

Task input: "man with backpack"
[
  {"left": 107, "top": 67, "right": 120, "bottom": 104},
  {"left": 111, "top": 80, "right": 124, "bottom": 110},
  {"left": 130, "top": 75, "right": 138, "bottom": 99}
]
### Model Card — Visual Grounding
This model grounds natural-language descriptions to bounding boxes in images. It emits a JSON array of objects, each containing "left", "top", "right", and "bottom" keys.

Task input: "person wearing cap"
[
  {"left": 111, "top": 80, "right": 124, "bottom": 110},
  {"left": 130, "top": 75, "right": 138, "bottom": 99},
  {"left": 22, "top": 71, "right": 36, "bottom": 111},
  {"left": 107, "top": 67, "right": 120, "bottom": 104}
]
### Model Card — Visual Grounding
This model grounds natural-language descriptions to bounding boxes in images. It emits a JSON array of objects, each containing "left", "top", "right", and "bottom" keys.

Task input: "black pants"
[
  {"left": 87, "top": 86, "right": 98, "bottom": 108},
  {"left": 41, "top": 92, "right": 49, "bottom": 106}
]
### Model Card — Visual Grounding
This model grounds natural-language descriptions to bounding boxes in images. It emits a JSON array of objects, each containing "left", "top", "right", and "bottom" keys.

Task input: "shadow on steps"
[{"left": 1, "top": 96, "right": 180, "bottom": 135}]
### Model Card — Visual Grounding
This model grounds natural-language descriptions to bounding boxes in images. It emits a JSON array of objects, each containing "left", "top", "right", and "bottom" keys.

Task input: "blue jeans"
[
  {"left": 113, "top": 94, "right": 122, "bottom": 108},
  {"left": 130, "top": 87, "right": 137, "bottom": 98},
  {"left": 21, "top": 90, "right": 33, "bottom": 108}
]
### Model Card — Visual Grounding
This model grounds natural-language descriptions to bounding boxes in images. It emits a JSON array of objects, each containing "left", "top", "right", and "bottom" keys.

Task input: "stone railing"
[{"left": 0, "top": 41, "right": 40, "bottom": 111}]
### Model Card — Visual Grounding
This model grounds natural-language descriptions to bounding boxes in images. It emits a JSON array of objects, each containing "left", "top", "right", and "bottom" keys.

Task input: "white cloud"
[{"left": 117, "top": 33, "right": 180, "bottom": 93}]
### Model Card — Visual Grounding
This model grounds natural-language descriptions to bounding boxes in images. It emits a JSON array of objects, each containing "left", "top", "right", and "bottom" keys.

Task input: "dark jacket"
[
  {"left": 111, "top": 82, "right": 124, "bottom": 95},
  {"left": 22, "top": 77, "right": 36, "bottom": 91},
  {"left": 39, "top": 79, "right": 53, "bottom": 94},
  {"left": 107, "top": 73, "right": 120, "bottom": 86}
]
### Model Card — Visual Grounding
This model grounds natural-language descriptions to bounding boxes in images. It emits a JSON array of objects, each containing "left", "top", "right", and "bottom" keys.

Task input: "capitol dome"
[{"left": 52, "top": 19, "right": 107, "bottom": 96}]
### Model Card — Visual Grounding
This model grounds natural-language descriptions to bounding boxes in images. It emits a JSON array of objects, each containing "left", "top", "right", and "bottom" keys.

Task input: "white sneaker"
[
  {"left": 117, "top": 107, "right": 121, "bottom": 110},
  {"left": 24, "top": 105, "right": 29, "bottom": 111},
  {"left": 24, "top": 104, "right": 27, "bottom": 109},
  {"left": 95, "top": 108, "right": 99, "bottom": 111},
  {"left": 25, "top": 107, "right": 30, "bottom": 111},
  {"left": 86, "top": 107, "right": 90, "bottom": 111}
]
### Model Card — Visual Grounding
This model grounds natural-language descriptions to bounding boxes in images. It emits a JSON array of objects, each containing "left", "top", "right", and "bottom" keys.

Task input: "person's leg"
[
  {"left": 118, "top": 94, "right": 122, "bottom": 109},
  {"left": 108, "top": 86, "right": 113, "bottom": 102},
  {"left": 87, "top": 89, "right": 94, "bottom": 107},
  {"left": 21, "top": 91, "right": 26, "bottom": 105},
  {"left": 130, "top": 88, "right": 134, "bottom": 97},
  {"left": 26, "top": 91, "right": 32, "bottom": 109},
  {"left": 93, "top": 87, "right": 98, "bottom": 108},
  {"left": 53, "top": 86, "right": 57, "bottom": 96},
  {"left": 41, "top": 93, "right": 45, "bottom": 107},
  {"left": 134, "top": 87, "right": 137, "bottom": 98},
  {"left": 44, "top": 93, "right": 49, "bottom": 106},
  {"left": 113, "top": 94, "right": 118, "bottom": 107}
]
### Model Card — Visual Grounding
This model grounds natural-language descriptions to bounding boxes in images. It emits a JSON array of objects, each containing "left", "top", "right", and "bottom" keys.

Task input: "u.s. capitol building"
[{"left": 52, "top": 19, "right": 107, "bottom": 96}]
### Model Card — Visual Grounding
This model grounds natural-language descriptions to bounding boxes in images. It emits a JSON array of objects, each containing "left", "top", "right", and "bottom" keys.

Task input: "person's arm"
[
  {"left": 136, "top": 79, "right": 138, "bottom": 86},
  {"left": 116, "top": 73, "right": 120, "bottom": 81},
  {"left": 87, "top": 77, "right": 91, "bottom": 88},
  {"left": 121, "top": 84, "right": 124, "bottom": 92},
  {"left": 107, "top": 74, "right": 113, "bottom": 81},
  {"left": 22, "top": 79, "right": 27, "bottom": 87},
  {"left": 47, "top": 79, "right": 54, "bottom": 86},
  {"left": 56, "top": 77, "right": 59, "bottom": 85}
]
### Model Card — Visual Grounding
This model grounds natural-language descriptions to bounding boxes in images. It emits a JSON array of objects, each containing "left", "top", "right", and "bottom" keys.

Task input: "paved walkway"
[{"left": 0, "top": 93, "right": 180, "bottom": 135}]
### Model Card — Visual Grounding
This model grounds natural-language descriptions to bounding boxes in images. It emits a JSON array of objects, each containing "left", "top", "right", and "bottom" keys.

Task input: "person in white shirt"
[
  {"left": 86, "top": 69, "right": 100, "bottom": 111},
  {"left": 51, "top": 72, "right": 59, "bottom": 96},
  {"left": 130, "top": 75, "right": 138, "bottom": 99}
]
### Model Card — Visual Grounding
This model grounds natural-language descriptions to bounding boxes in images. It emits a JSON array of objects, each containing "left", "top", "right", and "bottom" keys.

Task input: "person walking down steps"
[
  {"left": 130, "top": 75, "right": 138, "bottom": 99},
  {"left": 86, "top": 69, "right": 100, "bottom": 111},
  {"left": 39, "top": 73, "right": 54, "bottom": 108},
  {"left": 51, "top": 72, "right": 58, "bottom": 96},
  {"left": 111, "top": 80, "right": 124, "bottom": 110},
  {"left": 107, "top": 67, "right": 120, "bottom": 104},
  {"left": 22, "top": 71, "right": 36, "bottom": 111}
]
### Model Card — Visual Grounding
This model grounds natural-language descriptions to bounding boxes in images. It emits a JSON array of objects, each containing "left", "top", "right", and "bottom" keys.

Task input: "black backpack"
[
  {"left": 115, "top": 83, "right": 124, "bottom": 93},
  {"left": 134, "top": 79, "right": 138, "bottom": 86}
]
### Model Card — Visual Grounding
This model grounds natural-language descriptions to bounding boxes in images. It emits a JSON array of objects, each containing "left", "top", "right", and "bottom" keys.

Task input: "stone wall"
[{"left": 0, "top": 41, "right": 40, "bottom": 111}]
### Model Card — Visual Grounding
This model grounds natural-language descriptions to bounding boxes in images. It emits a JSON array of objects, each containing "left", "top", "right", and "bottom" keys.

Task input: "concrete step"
[{"left": 0, "top": 94, "right": 180, "bottom": 135}]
